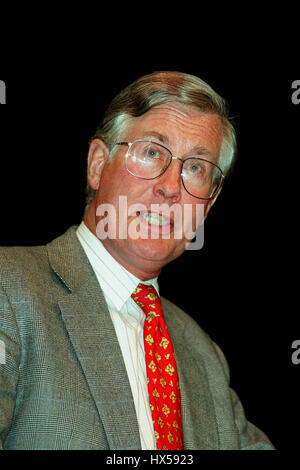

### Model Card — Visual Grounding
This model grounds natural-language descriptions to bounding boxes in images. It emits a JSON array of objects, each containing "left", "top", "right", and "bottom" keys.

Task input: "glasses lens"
[
  {"left": 126, "top": 140, "right": 171, "bottom": 179},
  {"left": 182, "top": 158, "right": 223, "bottom": 199}
]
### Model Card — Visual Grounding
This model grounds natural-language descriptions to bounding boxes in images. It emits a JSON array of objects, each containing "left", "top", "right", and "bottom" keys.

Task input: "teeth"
[{"left": 140, "top": 212, "right": 169, "bottom": 226}]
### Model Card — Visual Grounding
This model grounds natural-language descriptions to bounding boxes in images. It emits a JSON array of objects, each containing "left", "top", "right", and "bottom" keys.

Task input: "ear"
[{"left": 87, "top": 138, "right": 109, "bottom": 190}]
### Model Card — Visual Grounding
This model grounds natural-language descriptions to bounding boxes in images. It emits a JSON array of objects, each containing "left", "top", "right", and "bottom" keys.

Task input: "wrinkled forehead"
[{"left": 125, "top": 102, "right": 224, "bottom": 158}]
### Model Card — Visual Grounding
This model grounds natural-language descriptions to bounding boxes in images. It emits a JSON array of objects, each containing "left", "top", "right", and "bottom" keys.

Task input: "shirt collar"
[{"left": 76, "top": 221, "right": 159, "bottom": 311}]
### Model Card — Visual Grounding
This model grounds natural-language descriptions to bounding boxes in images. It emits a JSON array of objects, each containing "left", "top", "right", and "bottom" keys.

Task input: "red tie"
[{"left": 131, "top": 283, "right": 183, "bottom": 450}]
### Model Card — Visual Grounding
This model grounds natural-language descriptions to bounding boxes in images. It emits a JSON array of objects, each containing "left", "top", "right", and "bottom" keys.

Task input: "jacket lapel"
[
  {"left": 162, "top": 298, "right": 219, "bottom": 450},
  {"left": 46, "top": 226, "right": 141, "bottom": 450}
]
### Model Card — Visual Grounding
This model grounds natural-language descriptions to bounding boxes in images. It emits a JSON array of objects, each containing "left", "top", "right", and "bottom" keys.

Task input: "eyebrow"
[
  {"left": 140, "top": 131, "right": 214, "bottom": 159},
  {"left": 141, "top": 131, "right": 170, "bottom": 145}
]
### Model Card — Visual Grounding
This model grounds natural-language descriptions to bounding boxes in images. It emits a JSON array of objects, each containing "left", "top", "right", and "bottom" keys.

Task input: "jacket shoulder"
[{"left": 0, "top": 244, "right": 48, "bottom": 292}]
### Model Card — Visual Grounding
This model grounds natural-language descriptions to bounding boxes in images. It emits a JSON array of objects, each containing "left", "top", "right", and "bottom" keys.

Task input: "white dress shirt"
[{"left": 76, "top": 221, "right": 157, "bottom": 450}]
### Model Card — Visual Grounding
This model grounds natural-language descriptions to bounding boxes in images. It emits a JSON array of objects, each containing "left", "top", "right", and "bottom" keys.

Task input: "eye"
[
  {"left": 138, "top": 141, "right": 169, "bottom": 163},
  {"left": 146, "top": 148, "right": 160, "bottom": 159},
  {"left": 188, "top": 162, "right": 202, "bottom": 173}
]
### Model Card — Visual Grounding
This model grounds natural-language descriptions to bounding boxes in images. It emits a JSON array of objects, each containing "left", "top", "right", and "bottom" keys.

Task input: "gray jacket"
[{"left": 0, "top": 226, "right": 274, "bottom": 449}]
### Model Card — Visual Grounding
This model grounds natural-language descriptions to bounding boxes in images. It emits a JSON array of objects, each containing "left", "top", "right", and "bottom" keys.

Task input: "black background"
[{"left": 0, "top": 23, "right": 299, "bottom": 452}]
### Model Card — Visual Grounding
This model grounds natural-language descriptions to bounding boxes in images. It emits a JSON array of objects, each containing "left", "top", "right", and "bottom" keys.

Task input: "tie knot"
[{"left": 131, "top": 283, "right": 162, "bottom": 319}]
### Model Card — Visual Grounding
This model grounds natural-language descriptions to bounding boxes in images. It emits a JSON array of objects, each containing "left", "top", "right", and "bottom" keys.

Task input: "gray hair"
[{"left": 85, "top": 71, "right": 237, "bottom": 209}]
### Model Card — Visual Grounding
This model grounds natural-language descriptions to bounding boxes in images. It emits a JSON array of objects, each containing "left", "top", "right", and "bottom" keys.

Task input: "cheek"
[
  {"left": 100, "top": 165, "right": 128, "bottom": 199},
  {"left": 182, "top": 199, "right": 207, "bottom": 233},
  {"left": 99, "top": 165, "right": 152, "bottom": 213}
]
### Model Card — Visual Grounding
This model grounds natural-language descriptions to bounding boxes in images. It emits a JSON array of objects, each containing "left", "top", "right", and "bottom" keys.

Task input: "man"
[{"left": 0, "top": 71, "right": 274, "bottom": 450}]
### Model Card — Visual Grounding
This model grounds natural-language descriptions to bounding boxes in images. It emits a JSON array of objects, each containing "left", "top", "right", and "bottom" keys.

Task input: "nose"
[{"left": 152, "top": 159, "right": 182, "bottom": 203}]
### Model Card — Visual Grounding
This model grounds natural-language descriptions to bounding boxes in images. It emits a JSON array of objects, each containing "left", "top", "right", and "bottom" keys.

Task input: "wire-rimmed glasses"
[{"left": 116, "top": 139, "right": 225, "bottom": 200}]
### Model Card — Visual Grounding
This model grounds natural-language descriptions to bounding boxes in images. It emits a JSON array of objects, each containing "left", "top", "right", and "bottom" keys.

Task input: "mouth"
[{"left": 138, "top": 211, "right": 173, "bottom": 227}]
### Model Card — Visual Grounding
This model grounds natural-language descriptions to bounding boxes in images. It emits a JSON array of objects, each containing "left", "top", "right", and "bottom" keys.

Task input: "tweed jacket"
[{"left": 0, "top": 226, "right": 274, "bottom": 450}]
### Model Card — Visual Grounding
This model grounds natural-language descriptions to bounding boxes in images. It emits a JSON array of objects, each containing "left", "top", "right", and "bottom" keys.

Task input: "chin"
[{"left": 132, "top": 238, "right": 183, "bottom": 263}]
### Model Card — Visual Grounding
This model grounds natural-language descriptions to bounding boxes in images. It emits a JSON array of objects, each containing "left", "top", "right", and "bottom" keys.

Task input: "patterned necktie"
[{"left": 131, "top": 283, "right": 183, "bottom": 450}]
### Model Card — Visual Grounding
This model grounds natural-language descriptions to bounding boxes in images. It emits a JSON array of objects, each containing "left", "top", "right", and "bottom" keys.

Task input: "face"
[{"left": 84, "top": 102, "right": 223, "bottom": 280}]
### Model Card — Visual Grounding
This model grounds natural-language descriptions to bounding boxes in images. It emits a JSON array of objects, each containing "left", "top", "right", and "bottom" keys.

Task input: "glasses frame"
[{"left": 116, "top": 140, "right": 225, "bottom": 200}]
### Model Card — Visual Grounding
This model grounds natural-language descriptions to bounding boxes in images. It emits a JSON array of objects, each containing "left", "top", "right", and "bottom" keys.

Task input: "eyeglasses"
[{"left": 116, "top": 139, "right": 225, "bottom": 200}]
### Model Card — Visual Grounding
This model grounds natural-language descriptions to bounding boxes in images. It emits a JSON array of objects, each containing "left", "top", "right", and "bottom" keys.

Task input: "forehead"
[{"left": 125, "top": 102, "right": 223, "bottom": 158}]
